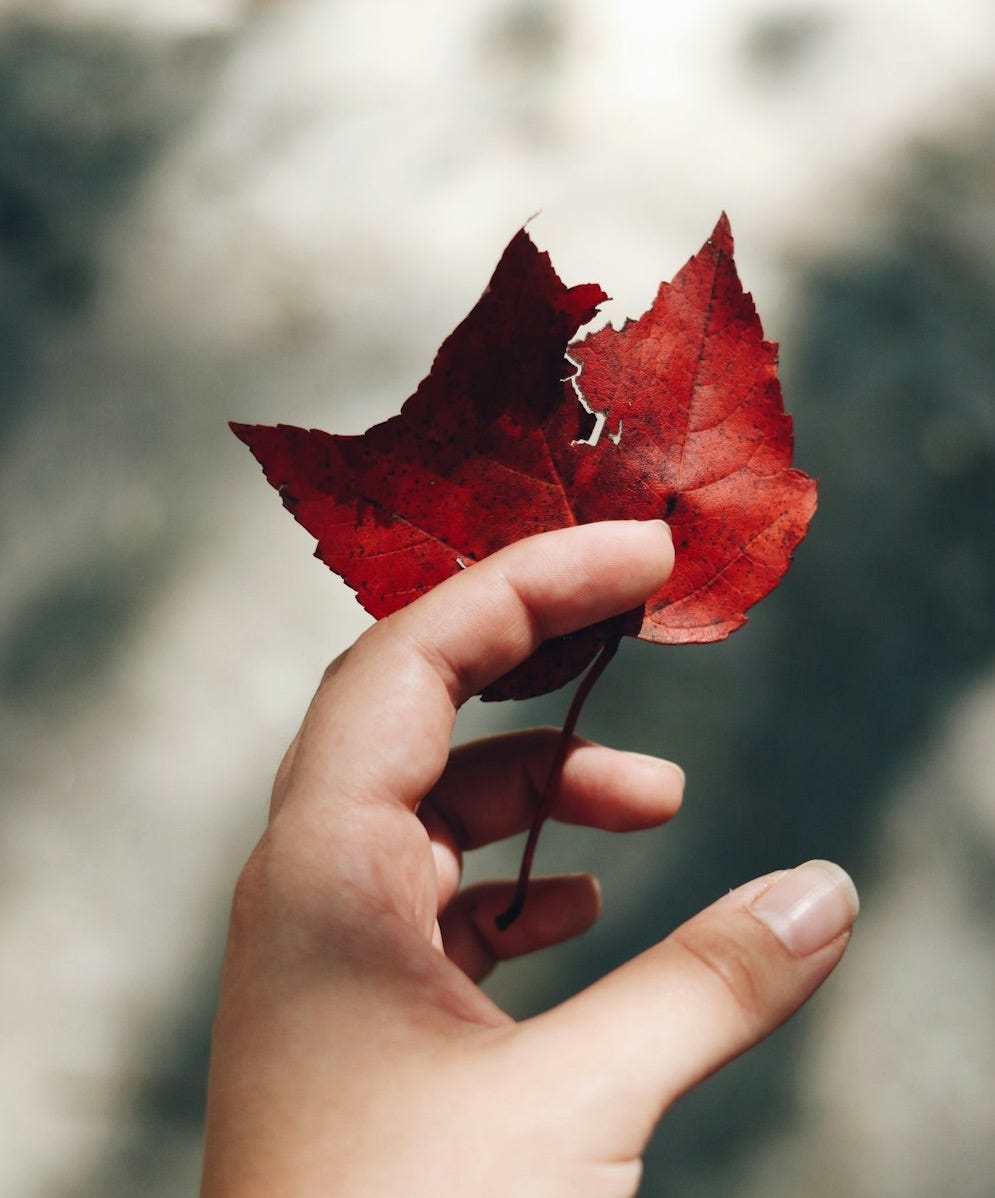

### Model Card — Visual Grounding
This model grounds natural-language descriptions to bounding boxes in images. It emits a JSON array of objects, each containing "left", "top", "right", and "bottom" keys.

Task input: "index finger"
[{"left": 282, "top": 520, "right": 674, "bottom": 815}]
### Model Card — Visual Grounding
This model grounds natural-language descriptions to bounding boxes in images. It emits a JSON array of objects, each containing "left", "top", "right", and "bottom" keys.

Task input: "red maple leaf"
[
  {"left": 232, "top": 215, "right": 816, "bottom": 702},
  {"left": 233, "top": 216, "right": 816, "bottom": 926}
]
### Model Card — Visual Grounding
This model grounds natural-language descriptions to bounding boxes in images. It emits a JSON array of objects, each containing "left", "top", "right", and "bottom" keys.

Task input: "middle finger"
[{"left": 420, "top": 728, "right": 684, "bottom": 909}]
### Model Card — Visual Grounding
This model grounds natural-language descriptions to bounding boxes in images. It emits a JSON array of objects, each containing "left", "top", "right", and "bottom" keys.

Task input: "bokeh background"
[{"left": 2, "top": 1, "right": 994, "bottom": 1194}]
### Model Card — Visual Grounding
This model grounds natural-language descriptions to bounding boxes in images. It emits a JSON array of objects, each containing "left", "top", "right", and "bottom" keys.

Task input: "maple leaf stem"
[{"left": 495, "top": 628, "right": 624, "bottom": 931}]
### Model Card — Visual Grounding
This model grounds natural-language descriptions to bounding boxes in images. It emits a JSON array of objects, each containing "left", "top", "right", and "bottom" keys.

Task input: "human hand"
[{"left": 200, "top": 520, "right": 858, "bottom": 1197}]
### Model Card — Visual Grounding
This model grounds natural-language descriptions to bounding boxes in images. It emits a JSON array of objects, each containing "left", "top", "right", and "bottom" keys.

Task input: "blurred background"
[{"left": 2, "top": 0, "right": 994, "bottom": 1194}]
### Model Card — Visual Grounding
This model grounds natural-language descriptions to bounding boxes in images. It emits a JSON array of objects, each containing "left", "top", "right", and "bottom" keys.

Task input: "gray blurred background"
[{"left": 2, "top": 1, "right": 994, "bottom": 1195}]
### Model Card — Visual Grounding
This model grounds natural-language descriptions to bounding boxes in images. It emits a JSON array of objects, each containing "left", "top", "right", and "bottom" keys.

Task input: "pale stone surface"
[{"left": 1, "top": 2, "right": 994, "bottom": 1195}]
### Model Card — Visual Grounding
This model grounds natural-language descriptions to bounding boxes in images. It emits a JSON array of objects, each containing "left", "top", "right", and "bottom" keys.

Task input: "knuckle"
[
  {"left": 493, "top": 562, "right": 548, "bottom": 644},
  {"left": 226, "top": 857, "right": 267, "bottom": 948},
  {"left": 228, "top": 844, "right": 271, "bottom": 941},
  {"left": 670, "top": 923, "right": 767, "bottom": 1024},
  {"left": 229, "top": 824, "right": 302, "bottom": 925},
  {"left": 319, "top": 650, "right": 347, "bottom": 687},
  {"left": 227, "top": 827, "right": 321, "bottom": 947}
]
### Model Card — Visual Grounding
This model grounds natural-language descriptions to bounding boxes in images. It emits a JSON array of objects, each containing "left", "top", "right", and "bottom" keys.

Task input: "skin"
[{"left": 200, "top": 520, "right": 857, "bottom": 1198}]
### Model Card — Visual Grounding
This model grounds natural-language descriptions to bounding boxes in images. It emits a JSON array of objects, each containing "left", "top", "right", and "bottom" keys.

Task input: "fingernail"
[
  {"left": 641, "top": 518, "right": 672, "bottom": 536},
  {"left": 626, "top": 752, "right": 684, "bottom": 784},
  {"left": 750, "top": 860, "right": 859, "bottom": 956},
  {"left": 661, "top": 759, "right": 685, "bottom": 788}
]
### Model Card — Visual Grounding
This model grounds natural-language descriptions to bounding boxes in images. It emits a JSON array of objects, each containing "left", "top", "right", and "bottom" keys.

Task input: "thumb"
[{"left": 520, "top": 860, "right": 859, "bottom": 1158}]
